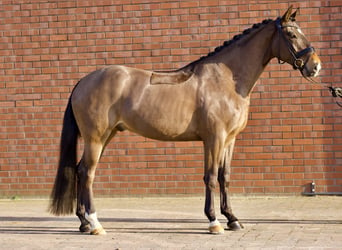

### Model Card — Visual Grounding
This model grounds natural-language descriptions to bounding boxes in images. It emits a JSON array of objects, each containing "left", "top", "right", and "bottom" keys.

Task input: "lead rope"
[
  {"left": 303, "top": 76, "right": 342, "bottom": 108},
  {"left": 328, "top": 86, "right": 342, "bottom": 107},
  {"left": 306, "top": 77, "right": 342, "bottom": 108},
  {"left": 304, "top": 75, "right": 342, "bottom": 107}
]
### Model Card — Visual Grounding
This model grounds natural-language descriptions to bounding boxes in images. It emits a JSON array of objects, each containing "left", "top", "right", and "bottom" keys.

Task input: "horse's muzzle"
[{"left": 301, "top": 53, "right": 321, "bottom": 77}]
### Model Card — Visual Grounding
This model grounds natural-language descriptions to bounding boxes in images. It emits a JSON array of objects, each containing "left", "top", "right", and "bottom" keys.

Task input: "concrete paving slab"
[{"left": 0, "top": 196, "right": 341, "bottom": 249}]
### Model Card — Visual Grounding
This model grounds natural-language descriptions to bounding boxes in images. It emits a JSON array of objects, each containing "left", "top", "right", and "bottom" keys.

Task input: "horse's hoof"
[
  {"left": 228, "top": 221, "right": 244, "bottom": 231},
  {"left": 79, "top": 224, "right": 91, "bottom": 233},
  {"left": 90, "top": 227, "right": 107, "bottom": 235},
  {"left": 208, "top": 220, "right": 224, "bottom": 234},
  {"left": 209, "top": 225, "right": 224, "bottom": 234}
]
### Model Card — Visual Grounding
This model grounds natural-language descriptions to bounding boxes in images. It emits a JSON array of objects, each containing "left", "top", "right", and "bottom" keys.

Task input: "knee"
[
  {"left": 218, "top": 171, "right": 230, "bottom": 186},
  {"left": 203, "top": 175, "right": 217, "bottom": 189}
]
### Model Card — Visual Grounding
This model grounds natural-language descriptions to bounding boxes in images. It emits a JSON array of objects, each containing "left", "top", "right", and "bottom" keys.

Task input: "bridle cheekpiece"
[{"left": 275, "top": 17, "right": 315, "bottom": 71}]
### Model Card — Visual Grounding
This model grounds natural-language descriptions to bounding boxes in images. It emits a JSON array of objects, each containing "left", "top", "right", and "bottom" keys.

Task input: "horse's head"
[{"left": 273, "top": 6, "right": 321, "bottom": 78}]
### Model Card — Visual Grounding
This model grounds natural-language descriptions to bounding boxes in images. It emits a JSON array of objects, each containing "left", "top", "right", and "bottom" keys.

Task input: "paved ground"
[{"left": 0, "top": 196, "right": 341, "bottom": 249}]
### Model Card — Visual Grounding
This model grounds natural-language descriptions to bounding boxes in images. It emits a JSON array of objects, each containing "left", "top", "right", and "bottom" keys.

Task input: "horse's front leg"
[
  {"left": 77, "top": 142, "right": 106, "bottom": 235},
  {"left": 203, "top": 139, "right": 225, "bottom": 234},
  {"left": 218, "top": 139, "right": 243, "bottom": 230}
]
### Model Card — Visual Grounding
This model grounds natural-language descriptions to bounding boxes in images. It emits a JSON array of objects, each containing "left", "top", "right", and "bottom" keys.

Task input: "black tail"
[{"left": 49, "top": 98, "right": 79, "bottom": 215}]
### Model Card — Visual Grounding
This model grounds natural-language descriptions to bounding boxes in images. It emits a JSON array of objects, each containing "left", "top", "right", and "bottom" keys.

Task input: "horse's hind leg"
[
  {"left": 218, "top": 139, "right": 243, "bottom": 231},
  {"left": 77, "top": 141, "right": 106, "bottom": 235},
  {"left": 76, "top": 158, "right": 91, "bottom": 233}
]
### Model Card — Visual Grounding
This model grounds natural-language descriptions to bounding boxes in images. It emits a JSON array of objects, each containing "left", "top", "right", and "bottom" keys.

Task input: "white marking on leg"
[
  {"left": 85, "top": 212, "right": 102, "bottom": 230},
  {"left": 208, "top": 219, "right": 224, "bottom": 234},
  {"left": 209, "top": 219, "right": 221, "bottom": 227}
]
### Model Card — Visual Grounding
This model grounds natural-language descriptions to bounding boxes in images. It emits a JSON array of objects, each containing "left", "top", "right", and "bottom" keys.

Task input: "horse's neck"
[{"left": 213, "top": 23, "right": 275, "bottom": 98}]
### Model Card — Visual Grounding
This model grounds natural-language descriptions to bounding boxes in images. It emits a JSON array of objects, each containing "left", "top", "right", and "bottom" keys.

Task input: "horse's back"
[
  {"left": 70, "top": 65, "right": 201, "bottom": 142},
  {"left": 72, "top": 65, "right": 149, "bottom": 99}
]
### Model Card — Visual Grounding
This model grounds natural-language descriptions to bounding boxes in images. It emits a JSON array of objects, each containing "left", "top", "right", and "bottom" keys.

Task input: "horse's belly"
[
  {"left": 123, "top": 109, "right": 200, "bottom": 141},
  {"left": 122, "top": 96, "right": 200, "bottom": 141}
]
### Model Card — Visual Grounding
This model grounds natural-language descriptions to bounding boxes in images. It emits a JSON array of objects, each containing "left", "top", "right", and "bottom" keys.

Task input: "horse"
[{"left": 49, "top": 6, "right": 321, "bottom": 235}]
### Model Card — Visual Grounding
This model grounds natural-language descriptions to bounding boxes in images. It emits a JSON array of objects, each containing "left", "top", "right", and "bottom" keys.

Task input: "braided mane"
[{"left": 183, "top": 18, "right": 274, "bottom": 69}]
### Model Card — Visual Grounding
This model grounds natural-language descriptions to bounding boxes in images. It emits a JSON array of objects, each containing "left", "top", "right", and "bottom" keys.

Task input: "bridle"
[
  {"left": 275, "top": 17, "right": 315, "bottom": 71},
  {"left": 275, "top": 17, "right": 342, "bottom": 108}
]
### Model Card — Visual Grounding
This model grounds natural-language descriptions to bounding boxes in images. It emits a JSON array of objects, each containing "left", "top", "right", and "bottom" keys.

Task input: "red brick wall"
[{"left": 1, "top": 1, "right": 341, "bottom": 197}]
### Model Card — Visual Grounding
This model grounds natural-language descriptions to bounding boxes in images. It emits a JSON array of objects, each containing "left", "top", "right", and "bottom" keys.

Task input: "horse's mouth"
[{"left": 301, "top": 63, "right": 321, "bottom": 78}]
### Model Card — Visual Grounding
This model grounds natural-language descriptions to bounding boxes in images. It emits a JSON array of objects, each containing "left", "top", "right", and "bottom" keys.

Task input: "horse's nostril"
[
  {"left": 313, "top": 63, "right": 321, "bottom": 73},
  {"left": 311, "top": 63, "right": 321, "bottom": 77}
]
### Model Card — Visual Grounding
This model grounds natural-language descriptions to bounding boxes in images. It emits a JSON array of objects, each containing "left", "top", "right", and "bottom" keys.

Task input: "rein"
[{"left": 275, "top": 17, "right": 315, "bottom": 70}]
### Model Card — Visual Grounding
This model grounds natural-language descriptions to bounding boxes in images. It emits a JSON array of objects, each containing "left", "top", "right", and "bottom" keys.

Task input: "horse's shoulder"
[{"left": 150, "top": 69, "right": 194, "bottom": 85}]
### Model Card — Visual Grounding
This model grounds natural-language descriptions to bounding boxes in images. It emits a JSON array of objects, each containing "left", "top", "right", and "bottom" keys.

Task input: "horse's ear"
[
  {"left": 281, "top": 5, "right": 293, "bottom": 23},
  {"left": 290, "top": 9, "right": 298, "bottom": 21}
]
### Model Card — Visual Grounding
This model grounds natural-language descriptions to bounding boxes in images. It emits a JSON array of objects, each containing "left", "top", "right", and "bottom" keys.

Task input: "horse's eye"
[{"left": 287, "top": 32, "right": 297, "bottom": 39}]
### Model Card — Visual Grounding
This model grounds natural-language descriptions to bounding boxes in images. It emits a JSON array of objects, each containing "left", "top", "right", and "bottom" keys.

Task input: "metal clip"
[{"left": 294, "top": 58, "right": 304, "bottom": 69}]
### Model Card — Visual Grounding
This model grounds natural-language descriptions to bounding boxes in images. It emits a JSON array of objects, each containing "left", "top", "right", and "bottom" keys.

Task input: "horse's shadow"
[
  {"left": 0, "top": 216, "right": 208, "bottom": 235},
  {"left": 0, "top": 216, "right": 341, "bottom": 235}
]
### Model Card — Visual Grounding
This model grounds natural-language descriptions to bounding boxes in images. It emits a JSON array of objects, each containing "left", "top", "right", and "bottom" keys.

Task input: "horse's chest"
[
  {"left": 205, "top": 96, "right": 249, "bottom": 137},
  {"left": 226, "top": 104, "right": 248, "bottom": 135},
  {"left": 229, "top": 107, "right": 249, "bottom": 136}
]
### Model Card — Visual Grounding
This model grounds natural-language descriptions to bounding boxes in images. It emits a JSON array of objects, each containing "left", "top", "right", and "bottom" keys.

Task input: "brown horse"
[{"left": 50, "top": 6, "right": 321, "bottom": 235}]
